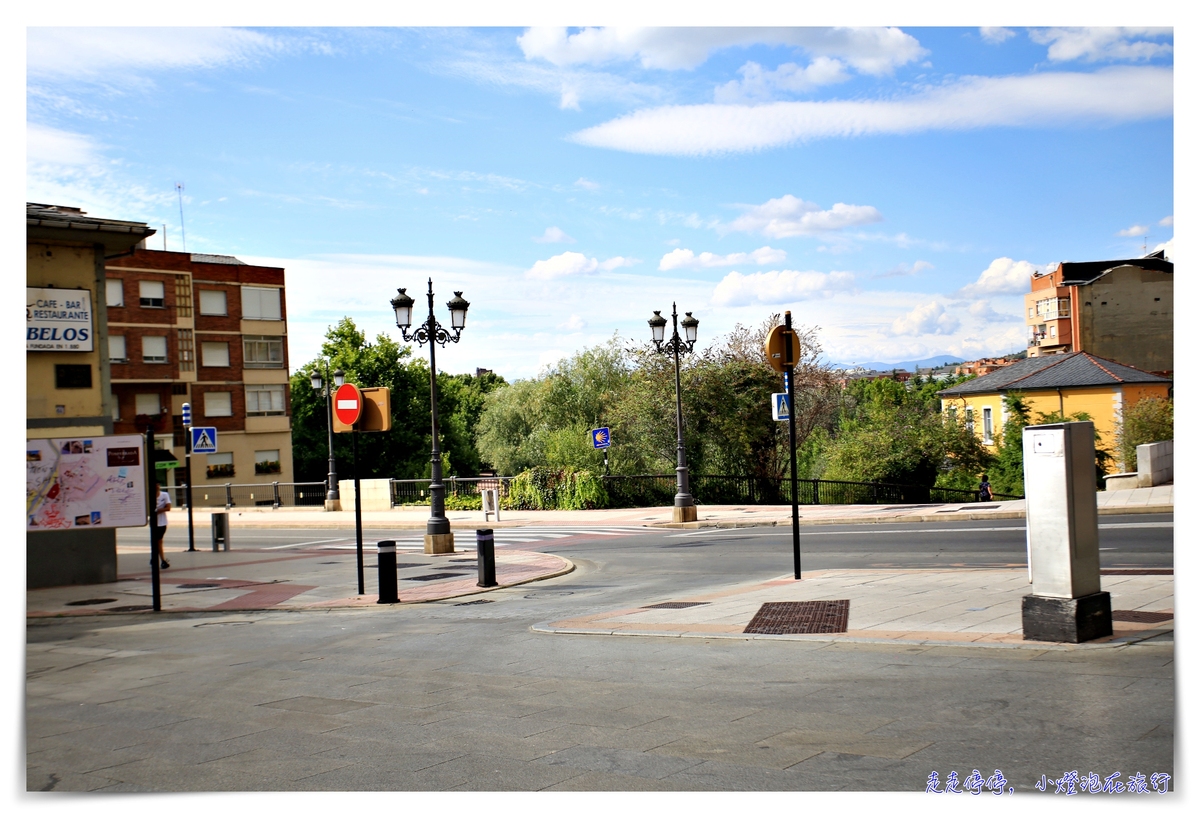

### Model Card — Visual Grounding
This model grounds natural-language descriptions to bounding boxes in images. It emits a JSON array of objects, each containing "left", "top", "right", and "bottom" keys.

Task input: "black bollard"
[
  {"left": 376, "top": 540, "right": 398, "bottom": 604},
  {"left": 476, "top": 529, "right": 497, "bottom": 587}
]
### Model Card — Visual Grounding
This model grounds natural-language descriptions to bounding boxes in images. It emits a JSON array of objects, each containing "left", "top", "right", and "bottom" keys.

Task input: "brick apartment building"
[{"left": 105, "top": 249, "right": 294, "bottom": 498}]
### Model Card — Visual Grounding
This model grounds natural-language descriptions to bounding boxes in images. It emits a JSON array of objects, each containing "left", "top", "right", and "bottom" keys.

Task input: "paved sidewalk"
[
  {"left": 534, "top": 567, "right": 1173, "bottom": 650},
  {"left": 161, "top": 484, "right": 1171, "bottom": 530}
]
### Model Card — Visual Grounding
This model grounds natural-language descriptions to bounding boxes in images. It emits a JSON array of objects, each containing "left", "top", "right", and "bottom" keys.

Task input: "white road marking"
[{"left": 667, "top": 521, "right": 1171, "bottom": 538}]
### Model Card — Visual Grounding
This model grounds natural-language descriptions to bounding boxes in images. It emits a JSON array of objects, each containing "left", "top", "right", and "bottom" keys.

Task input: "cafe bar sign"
[{"left": 27, "top": 287, "right": 93, "bottom": 352}]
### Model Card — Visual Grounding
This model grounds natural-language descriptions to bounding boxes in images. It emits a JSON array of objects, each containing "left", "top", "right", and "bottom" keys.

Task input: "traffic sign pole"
[
  {"left": 146, "top": 426, "right": 162, "bottom": 611},
  {"left": 784, "top": 311, "right": 801, "bottom": 580},
  {"left": 182, "top": 403, "right": 195, "bottom": 552},
  {"left": 353, "top": 429, "right": 364, "bottom": 596}
]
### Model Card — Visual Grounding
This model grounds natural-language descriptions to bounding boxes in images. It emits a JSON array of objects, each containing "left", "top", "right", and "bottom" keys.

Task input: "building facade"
[
  {"left": 104, "top": 249, "right": 295, "bottom": 501},
  {"left": 27, "top": 203, "right": 156, "bottom": 587},
  {"left": 938, "top": 352, "right": 1171, "bottom": 468},
  {"left": 1025, "top": 251, "right": 1172, "bottom": 375}
]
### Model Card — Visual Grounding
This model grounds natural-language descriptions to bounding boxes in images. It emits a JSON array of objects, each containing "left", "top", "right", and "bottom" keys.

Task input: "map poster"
[{"left": 26, "top": 435, "right": 149, "bottom": 531}]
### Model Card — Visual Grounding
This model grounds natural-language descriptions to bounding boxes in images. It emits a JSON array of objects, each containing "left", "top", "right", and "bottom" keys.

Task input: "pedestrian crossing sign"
[
  {"left": 772, "top": 393, "right": 791, "bottom": 421},
  {"left": 191, "top": 426, "right": 218, "bottom": 453}
]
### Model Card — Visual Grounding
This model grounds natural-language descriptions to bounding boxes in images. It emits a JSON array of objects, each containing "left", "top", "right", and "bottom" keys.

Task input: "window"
[
  {"left": 246, "top": 384, "right": 285, "bottom": 415},
  {"left": 106, "top": 279, "right": 124, "bottom": 307},
  {"left": 55, "top": 364, "right": 92, "bottom": 389},
  {"left": 204, "top": 391, "right": 233, "bottom": 417},
  {"left": 135, "top": 393, "right": 162, "bottom": 416},
  {"left": 241, "top": 286, "right": 281, "bottom": 320},
  {"left": 178, "top": 329, "right": 194, "bottom": 372},
  {"left": 947, "top": 405, "right": 957, "bottom": 421},
  {"left": 201, "top": 342, "right": 230, "bottom": 367},
  {"left": 109, "top": 335, "right": 127, "bottom": 362},
  {"left": 1049, "top": 326, "right": 1057, "bottom": 338},
  {"left": 199, "top": 290, "right": 227, "bottom": 315},
  {"left": 1027, "top": 306, "right": 1033, "bottom": 318},
  {"left": 142, "top": 335, "right": 168, "bottom": 363},
  {"left": 139, "top": 280, "right": 165, "bottom": 308},
  {"left": 982, "top": 406, "right": 994, "bottom": 444},
  {"left": 243, "top": 335, "right": 283, "bottom": 368},
  {"left": 206, "top": 451, "right": 234, "bottom": 479},
  {"left": 111, "top": 395, "right": 120, "bottom": 421},
  {"left": 255, "top": 449, "right": 282, "bottom": 475},
  {"left": 965, "top": 406, "right": 974, "bottom": 433}
]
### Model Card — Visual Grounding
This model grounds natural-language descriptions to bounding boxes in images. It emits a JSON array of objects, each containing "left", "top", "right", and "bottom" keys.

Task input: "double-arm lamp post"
[
  {"left": 391, "top": 279, "right": 470, "bottom": 554},
  {"left": 649, "top": 303, "right": 699, "bottom": 523},
  {"left": 309, "top": 362, "right": 345, "bottom": 511}
]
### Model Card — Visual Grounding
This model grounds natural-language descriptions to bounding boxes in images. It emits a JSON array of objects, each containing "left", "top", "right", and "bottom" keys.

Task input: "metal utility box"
[
  {"left": 1021, "top": 422, "right": 1111, "bottom": 642},
  {"left": 211, "top": 512, "right": 231, "bottom": 552}
]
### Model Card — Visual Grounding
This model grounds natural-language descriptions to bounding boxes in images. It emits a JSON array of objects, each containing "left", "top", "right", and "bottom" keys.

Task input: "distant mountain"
[{"left": 828, "top": 355, "right": 964, "bottom": 372}]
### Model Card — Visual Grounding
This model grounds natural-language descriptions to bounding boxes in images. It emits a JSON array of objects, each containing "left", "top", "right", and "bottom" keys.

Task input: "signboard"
[
  {"left": 27, "top": 287, "right": 94, "bottom": 352},
  {"left": 591, "top": 427, "right": 611, "bottom": 449},
  {"left": 27, "top": 435, "right": 148, "bottom": 530},
  {"left": 334, "top": 383, "right": 363, "bottom": 428},
  {"left": 334, "top": 386, "right": 391, "bottom": 433},
  {"left": 772, "top": 393, "right": 791, "bottom": 421},
  {"left": 191, "top": 427, "right": 218, "bottom": 454},
  {"left": 153, "top": 449, "right": 180, "bottom": 470},
  {"left": 763, "top": 325, "right": 795, "bottom": 373}
]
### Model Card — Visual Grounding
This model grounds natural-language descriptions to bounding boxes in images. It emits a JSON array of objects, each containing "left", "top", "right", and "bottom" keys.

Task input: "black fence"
[
  {"left": 390, "top": 477, "right": 513, "bottom": 506},
  {"left": 169, "top": 481, "right": 328, "bottom": 509}
]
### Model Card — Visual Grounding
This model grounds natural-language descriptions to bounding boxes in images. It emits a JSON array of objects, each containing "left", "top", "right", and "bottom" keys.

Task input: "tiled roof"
[
  {"left": 938, "top": 352, "right": 1170, "bottom": 396},
  {"left": 190, "top": 253, "right": 245, "bottom": 265},
  {"left": 27, "top": 202, "right": 155, "bottom": 236}
]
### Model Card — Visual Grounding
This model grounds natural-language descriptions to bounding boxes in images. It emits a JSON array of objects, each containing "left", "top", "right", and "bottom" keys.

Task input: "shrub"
[
  {"left": 507, "top": 467, "right": 609, "bottom": 510},
  {"left": 1117, "top": 396, "right": 1173, "bottom": 471}
]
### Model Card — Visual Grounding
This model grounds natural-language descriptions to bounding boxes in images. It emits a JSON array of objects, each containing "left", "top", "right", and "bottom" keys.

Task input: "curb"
[{"left": 652, "top": 504, "right": 1170, "bottom": 529}]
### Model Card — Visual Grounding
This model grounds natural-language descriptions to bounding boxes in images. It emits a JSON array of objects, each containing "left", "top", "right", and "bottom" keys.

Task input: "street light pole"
[
  {"left": 310, "top": 362, "right": 344, "bottom": 511},
  {"left": 392, "top": 279, "right": 470, "bottom": 554},
  {"left": 649, "top": 303, "right": 699, "bottom": 524}
]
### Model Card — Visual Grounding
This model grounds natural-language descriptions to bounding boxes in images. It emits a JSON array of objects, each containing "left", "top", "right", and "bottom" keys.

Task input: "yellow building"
[{"left": 938, "top": 352, "right": 1170, "bottom": 469}]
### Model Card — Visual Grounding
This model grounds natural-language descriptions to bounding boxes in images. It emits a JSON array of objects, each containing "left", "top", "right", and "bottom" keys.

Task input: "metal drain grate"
[
  {"left": 744, "top": 600, "right": 850, "bottom": 635},
  {"left": 642, "top": 601, "right": 711, "bottom": 609},
  {"left": 1101, "top": 569, "right": 1173, "bottom": 575},
  {"left": 454, "top": 599, "right": 494, "bottom": 606},
  {"left": 402, "top": 572, "right": 468, "bottom": 582},
  {"left": 394, "top": 563, "right": 430, "bottom": 570},
  {"left": 66, "top": 598, "right": 118, "bottom": 606},
  {"left": 1112, "top": 610, "right": 1173, "bottom": 623},
  {"left": 107, "top": 605, "right": 153, "bottom": 613}
]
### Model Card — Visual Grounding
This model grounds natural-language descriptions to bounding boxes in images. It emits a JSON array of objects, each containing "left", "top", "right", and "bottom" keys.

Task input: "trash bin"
[
  {"left": 377, "top": 540, "right": 398, "bottom": 604},
  {"left": 476, "top": 528, "right": 497, "bottom": 588},
  {"left": 211, "top": 512, "right": 231, "bottom": 552}
]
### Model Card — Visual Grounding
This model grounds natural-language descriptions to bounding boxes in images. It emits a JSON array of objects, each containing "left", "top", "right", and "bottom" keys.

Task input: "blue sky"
[{"left": 26, "top": 24, "right": 1174, "bottom": 378}]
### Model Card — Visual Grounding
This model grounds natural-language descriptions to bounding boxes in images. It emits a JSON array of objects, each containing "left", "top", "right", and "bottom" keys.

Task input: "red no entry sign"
[{"left": 334, "top": 383, "right": 363, "bottom": 426}]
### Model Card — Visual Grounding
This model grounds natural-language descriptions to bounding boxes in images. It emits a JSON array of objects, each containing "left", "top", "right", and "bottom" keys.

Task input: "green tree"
[
  {"left": 990, "top": 394, "right": 1032, "bottom": 496},
  {"left": 1117, "top": 396, "right": 1173, "bottom": 471}
]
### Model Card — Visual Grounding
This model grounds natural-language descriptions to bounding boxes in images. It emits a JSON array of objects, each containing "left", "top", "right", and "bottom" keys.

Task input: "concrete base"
[
  {"left": 28, "top": 529, "right": 118, "bottom": 589},
  {"left": 673, "top": 505, "right": 698, "bottom": 523},
  {"left": 1022, "top": 592, "right": 1113, "bottom": 643},
  {"left": 324, "top": 499, "right": 343, "bottom": 511},
  {"left": 424, "top": 532, "right": 455, "bottom": 554}
]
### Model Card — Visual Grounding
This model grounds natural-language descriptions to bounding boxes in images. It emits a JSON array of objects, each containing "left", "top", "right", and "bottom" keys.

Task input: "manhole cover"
[
  {"left": 394, "top": 563, "right": 428, "bottom": 570},
  {"left": 643, "top": 601, "right": 710, "bottom": 609},
  {"left": 1101, "top": 569, "right": 1173, "bottom": 575},
  {"left": 65, "top": 598, "right": 118, "bottom": 606},
  {"left": 1112, "top": 610, "right": 1173, "bottom": 623},
  {"left": 744, "top": 600, "right": 850, "bottom": 635},
  {"left": 107, "top": 605, "right": 153, "bottom": 613},
  {"left": 454, "top": 599, "right": 494, "bottom": 606},
  {"left": 176, "top": 583, "right": 220, "bottom": 589},
  {"left": 319, "top": 562, "right": 340, "bottom": 565},
  {"left": 448, "top": 558, "right": 477, "bottom": 563},
  {"left": 402, "top": 572, "right": 468, "bottom": 582}
]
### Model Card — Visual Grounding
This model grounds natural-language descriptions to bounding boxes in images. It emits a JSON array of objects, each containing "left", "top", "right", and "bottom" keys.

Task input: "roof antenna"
[{"left": 175, "top": 182, "right": 187, "bottom": 253}]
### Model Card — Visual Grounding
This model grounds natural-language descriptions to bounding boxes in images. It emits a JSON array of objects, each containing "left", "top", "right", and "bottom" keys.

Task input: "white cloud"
[
  {"left": 526, "top": 251, "right": 636, "bottom": 280},
  {"left": 518, "top": 27, "right": 924, "bottom": 74},
  {"left": 980, "top": 28, "right": 1016, "bottom": 44},
  {"left": 875, "top": 260, "right": 933, "bottom": 278},
  {"left": 659, "top": 245, "right": 786, "bottom": 270},
  {"left": 1153, "top": 238, "right": 1173, "bottom": 260},
  {"left": 1159, "top": 215, "right": 1173, "bottom": 227},
  {"left": 574, "top": 177, "right": 600, "bottom": 190},
  {"left": 724, "top": 195, "right": 882, "bottom": 238},
  {"left": 891, "top": 300, "right": 960, "bottom": 336},
  {"left": 441, "top": 52, "right": 663, "bottom": 111},
  {"left": 1117, "top": 224, "right": 1150, "bottom": 237},
  {"left": 966, "top": 300, "right": 1016, "bottom": 323},
  {"left": 27, "top": 123, "right": 100, "bottom": 166},
  {"left": 957, "top": 257, "right": 1040, "bottom": 297},
  {"left": 1029, "top": 27, "right": 1173, "bottom": 63},
  {"left": 557, "top": 314, "right": 587, "bottom": 331},
  {"left": 714, "top": 58, "right": 851, "bottom": 103},
  {"left": 570, "top": 66, "right": 1172, "bottom": 156},
  {"left": 711, "top": 269, "right": 855, "bottom": 307},
  {"left": 534, "top": 226, "right": 575, "bottom": 244},
  {"left": 27, "top": 27, "right": 287, "bottom": 82}
]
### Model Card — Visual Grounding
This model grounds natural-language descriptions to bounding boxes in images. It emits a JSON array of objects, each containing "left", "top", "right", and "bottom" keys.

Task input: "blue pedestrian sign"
[
  {"left": 772, "top": 393, "right": 791, "bottom": 422},
  {"left": 591, "top": 427, "right": 611, "bottom": 449},
  {"left": 191, "top": 426, "right": 218, "bottom": 454}
]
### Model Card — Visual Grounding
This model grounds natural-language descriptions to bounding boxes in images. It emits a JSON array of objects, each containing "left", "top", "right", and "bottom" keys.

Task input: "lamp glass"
[
  {"left": 450, "top": 307, "right": 466, "bottom": 329},
  {"left": 393, "top": 304, "right": 412, "bottom": 329},
  {"left": 684, "top": 322, "right": 698, "bottom": 343},
  {"left": 333, "top": 369, "right": 345, "bottom": 387},
  {"left": 649, "top": 315, "right": 666, "bottom": 343},
  {"left": 310, "top": 370, "right": 322, "bottom": 391}
]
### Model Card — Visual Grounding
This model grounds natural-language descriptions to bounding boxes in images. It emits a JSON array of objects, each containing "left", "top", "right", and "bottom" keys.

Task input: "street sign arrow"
[{"left": 334, "top": 383, "right": 363, "bottom": 427}]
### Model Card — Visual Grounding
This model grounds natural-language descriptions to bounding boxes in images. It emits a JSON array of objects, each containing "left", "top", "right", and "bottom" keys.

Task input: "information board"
[
  {"left": 26, "top": 435, "right": 148, "bottom": 530},
  {"left": 27, "top": 287, "right": 94, "bottom": 352}
]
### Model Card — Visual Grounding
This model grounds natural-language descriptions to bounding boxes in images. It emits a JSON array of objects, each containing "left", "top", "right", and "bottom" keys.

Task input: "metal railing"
[
  {"left": 390, "top": 477, "right": 513, "bottom": 506},
  {"left": 168, "top": 481, "right": 328, "bottom": 509}
]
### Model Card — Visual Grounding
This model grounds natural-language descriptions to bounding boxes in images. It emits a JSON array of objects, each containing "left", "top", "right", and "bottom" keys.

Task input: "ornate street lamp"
[
  {"left": 649, "top": 303, "right": 699, "bottom": 523},
  {"left": 391, "top": 279, "right": 470, "bottom": 554},
  {"left": 310, "top": 362, "right": 345, "bottom": 510}
]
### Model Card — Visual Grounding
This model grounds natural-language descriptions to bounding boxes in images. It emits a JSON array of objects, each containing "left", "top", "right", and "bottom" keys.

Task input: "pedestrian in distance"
[
  {"left": 151, "top": 480, "right": 171, "bottom": 569},
  {"left": 978, "top": 473, "right": 993, "bottom": 503}
]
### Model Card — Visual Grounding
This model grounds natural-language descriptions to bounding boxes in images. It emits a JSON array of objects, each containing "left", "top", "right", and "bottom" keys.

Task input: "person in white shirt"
[{"left": 152, "top": 480, "right": 171, "bottom": 569}]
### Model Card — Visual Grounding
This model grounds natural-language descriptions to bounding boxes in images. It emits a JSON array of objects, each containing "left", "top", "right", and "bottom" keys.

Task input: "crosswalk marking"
[{"left": 277, "top": 526, "right": 647, "bottom": 552}]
